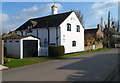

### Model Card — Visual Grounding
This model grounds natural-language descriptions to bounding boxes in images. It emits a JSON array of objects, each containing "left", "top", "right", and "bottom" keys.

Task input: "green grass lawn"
[
  {"left": 4, "top": 57, "right": 51, "bottom": 68},
  {"left": 4, "top": 48, "right": 110, "bottom": 68},
  {"left": 59, "top": 48, "right": 110, "bottom": 58}
]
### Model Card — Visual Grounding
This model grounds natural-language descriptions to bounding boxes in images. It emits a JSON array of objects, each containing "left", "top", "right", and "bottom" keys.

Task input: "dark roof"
[
  {"left": 16, "top": 11, "right": 73, "bottom": 31},
  {"left": 2, "top": 31, "right": 40, "bottom": 40},
  {"left": 85, "top": 28, "right": 98, "bottom": 34},
  {"left": 3, "top": 35, "right": 39, "bottom": 40}
]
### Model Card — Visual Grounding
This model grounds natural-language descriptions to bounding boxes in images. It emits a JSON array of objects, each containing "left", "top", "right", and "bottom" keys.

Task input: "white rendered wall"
[
  {"left": 5, "top": 37, "right": 40, "bottom": 59},
  {"left": 15, "top": 12, "right": 84, "bottom": 55},
  {"left": 18, "top": 29, "right": 47, "bottom": 47},
  {"left": 60, "top": 12, "right": 84, "bottom": 53},
  {"left": 5, "top": 39, "right": 20, "bottom": 58},
  {"left": 16, "top": 27, "right": 61, "bottom": 46},
  {"left": 51, "top": 6, "right": 58, "bottom": 15},
  {"left": 37, "top": 28, "right": 48, "bottom": 47}
]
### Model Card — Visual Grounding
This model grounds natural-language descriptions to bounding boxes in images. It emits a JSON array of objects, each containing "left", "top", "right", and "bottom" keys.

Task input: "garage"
[
  {"left": 4, "top": 36, "right": 40, "bottom": 59},
  {"left": 23, "top": 40, "right": 38, "bottom": 58}
]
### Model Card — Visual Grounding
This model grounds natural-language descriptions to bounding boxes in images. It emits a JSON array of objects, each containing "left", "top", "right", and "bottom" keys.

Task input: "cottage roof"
[
  {"left": 16, "top": 11, "right": 73, "bottom": 31},
  {"left": 85, "top": 28, "right": 98, "bottom": 34},
  {"left": 2, "top": 33, "right": 39, "bottom": 40}
]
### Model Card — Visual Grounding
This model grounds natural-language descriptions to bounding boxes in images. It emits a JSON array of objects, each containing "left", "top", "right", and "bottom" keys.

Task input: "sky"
[{"left": 0, "top": 0, "right": 119, "bottom": 33}]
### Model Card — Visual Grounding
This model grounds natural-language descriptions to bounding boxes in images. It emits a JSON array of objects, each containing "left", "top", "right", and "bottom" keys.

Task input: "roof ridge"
[
  {"left": 30, "top": 11, "right": 73, "bottom": 20},
  {"left": 15, "top": 11, "right": 73, "bottom": 31}
]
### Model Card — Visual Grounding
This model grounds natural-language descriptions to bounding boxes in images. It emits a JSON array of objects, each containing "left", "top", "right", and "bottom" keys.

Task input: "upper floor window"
[
  {"left": 72, "top": 41, "right": 76, "bottom": 47},
  {"left": 15, "top": 41, "right": 19, "bottom": 42},
  {"left": 67, "top": 23, "right": 71, "bottom": 31},
  {"left": 76, "top": 25, "right": 80, "bottom": 32},
  {"left": 9, "top": 41, "right": 12, "bottom": 42},
  {"left": 27, "top": 26, "right": 32, "bottom": 33}
]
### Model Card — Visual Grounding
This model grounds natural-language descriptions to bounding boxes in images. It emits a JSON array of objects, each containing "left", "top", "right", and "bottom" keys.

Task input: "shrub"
[
  {"left": 85, "top": 37, "right": 95, "bottom": 46},
  {"left": 49, "top": 45, "right": 65, "bottom": 57},
  {"left": 4, "top": 58, "right": 11, "bottom": 63}
]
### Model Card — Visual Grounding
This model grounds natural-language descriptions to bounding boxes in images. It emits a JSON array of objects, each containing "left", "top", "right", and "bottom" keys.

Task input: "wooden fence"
[{"left": 0, "top": 40, "right": 4, "bottom": 64}]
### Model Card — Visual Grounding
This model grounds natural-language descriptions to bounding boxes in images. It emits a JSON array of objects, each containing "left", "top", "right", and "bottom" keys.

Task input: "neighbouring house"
[
  {"left": 15, "top": 4, "right": 84, "bottom": 56},
  {"left": 85, "top": 24, "right": 104, "bottom": 40},
  {"left": 3, "top": 35, "right": 40, "bottom": 59},
  {"left": 84, "top": 24, "right": 104, "bottom": 50}
]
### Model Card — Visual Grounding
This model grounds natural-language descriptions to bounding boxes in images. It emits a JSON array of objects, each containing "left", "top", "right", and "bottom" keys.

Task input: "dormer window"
[
  {"left": 67, "top": 23, "right": 71, "bottom": 31},
  {"left": 27, "top": 25, "right": 32, "bottom": 33},
  {"left": 76, "top": 25, "right": 80, "bottom": 32}
]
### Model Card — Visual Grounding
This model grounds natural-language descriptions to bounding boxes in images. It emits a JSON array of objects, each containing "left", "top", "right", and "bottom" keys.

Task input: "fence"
[
  {"left": 0, "top": 40, "right": 4, "bottom": 64},
  {"left": 85, "top": 44, "right": 103, "bottom": 51}
]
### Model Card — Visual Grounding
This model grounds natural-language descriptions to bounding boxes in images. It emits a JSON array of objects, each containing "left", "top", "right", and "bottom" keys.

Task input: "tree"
[{"left": 73, "top": 10, "right": 84, "bottom": 27}]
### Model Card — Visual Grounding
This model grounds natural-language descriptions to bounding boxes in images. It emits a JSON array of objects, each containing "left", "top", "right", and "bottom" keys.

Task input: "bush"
[
  {"left": 49, "top": 45, "right": 65, "bottom": 57},
  {"left": 4, "top": 58, "right": 11, "bottom": 63}
]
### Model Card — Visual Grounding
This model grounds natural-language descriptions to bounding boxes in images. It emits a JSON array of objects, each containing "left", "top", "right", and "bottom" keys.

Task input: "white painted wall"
[
  {"left": 5, "top": 36, "right": 40, "bottom": 59},
  {"left": 16, "top": 29, "right": 45, "bottom": 47},
  {"left": 15, "top": 11, "right": 84, "bottom": 55},
  {"left": 5, "top": 39, "right": 20, "bottom": 58},
  {"left": 37, "top": 28, "right": 48, "bottom": 47},
  {"left": 17, "top": 27, "right": 60, "bottom": 47},
  {"left": 51, "top": 5, "right": 58, "bottom": 15},
  {"left": 60, "top": 12, "right": 84, "bottom": 53}
]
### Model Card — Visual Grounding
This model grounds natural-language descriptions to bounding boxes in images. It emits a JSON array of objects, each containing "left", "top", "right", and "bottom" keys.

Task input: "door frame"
[{"left": 20, "top": 36, "right": 40, "bottom": 59}]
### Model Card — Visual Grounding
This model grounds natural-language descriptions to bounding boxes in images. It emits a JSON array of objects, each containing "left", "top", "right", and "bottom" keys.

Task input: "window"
[
  {"left": 50, "top": 43, "right": 56, "bottom": 45},
  {"left": 72, "top": 41, "right": 76, "bottom": 47},
  {"left": 9, "top": 41, "right": 12, "bottom": 42},
  {"left": 27, "top": 26, "right": 32, "bottom": 33},
  {"left": 67, "top": 23, "right": 71, "bottom": 31},
  {"left": 76, "top": 25, "right": 80, "bottom": 32},
  {"left": 15, "top": 41, "right": 19, "bottom": 42}
]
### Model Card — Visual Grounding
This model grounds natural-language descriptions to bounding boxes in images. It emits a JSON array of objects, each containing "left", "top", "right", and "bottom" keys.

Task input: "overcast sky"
[{"left": 0, "top": 0, "right": 119, "bottom": 33}]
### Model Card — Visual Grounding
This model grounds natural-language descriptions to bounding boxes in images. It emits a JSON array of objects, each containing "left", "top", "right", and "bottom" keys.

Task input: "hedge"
[{"left": 48, "top": 45, "right": 65, "bottom": 57}]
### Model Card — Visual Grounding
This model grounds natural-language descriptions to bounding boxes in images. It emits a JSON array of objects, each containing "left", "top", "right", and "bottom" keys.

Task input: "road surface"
[{"left": 2, "top": 48, "right": 119, "bottom": 81}]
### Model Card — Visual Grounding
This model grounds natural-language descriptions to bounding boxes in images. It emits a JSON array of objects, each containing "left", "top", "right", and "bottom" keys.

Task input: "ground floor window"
[{"left": 72, "top": 41, "right": 76, "bottom": 47}]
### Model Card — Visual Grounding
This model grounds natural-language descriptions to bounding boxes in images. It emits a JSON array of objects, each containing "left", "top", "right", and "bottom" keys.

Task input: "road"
[{"left": 2, "top": 48, "right": 119, "bottom": 81}]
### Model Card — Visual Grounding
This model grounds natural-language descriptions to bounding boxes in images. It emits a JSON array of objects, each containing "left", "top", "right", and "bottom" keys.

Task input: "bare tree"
[{"left": 73, "top": 10, "right": 84, "bottom": 27}]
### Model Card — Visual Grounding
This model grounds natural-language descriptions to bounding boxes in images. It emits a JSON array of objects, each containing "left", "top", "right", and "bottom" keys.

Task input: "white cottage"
[
  {"left": 15, "top": 4, "right": 84, "bottom": 56},
  {"left": 4, "top": 36, "right": 40, "bottom": 59}
]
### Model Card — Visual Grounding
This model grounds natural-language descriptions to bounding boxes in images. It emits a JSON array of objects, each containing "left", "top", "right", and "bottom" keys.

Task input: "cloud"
[
  {"left": 0, "top": 13, "right": 9, "bottom": 22},
  {"left": 2, "top": 24, "right": 17, "bottom": 33},
  {"left": 86, "top": 1, "right": 118, "bottom": 27},
  {"left": 14, "top": 3, "right": 63, "bottom": 20},
  {"left": 90, "top": 2, "right": 117, "bottom": 17},
  {"left": 2, "top": 3, "right": 63, "bottom": 33}
]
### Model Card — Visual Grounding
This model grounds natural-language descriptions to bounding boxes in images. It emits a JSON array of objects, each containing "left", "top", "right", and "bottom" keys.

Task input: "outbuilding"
[{"left": 4, "top": 35, "right": 40, "bottom": 59}]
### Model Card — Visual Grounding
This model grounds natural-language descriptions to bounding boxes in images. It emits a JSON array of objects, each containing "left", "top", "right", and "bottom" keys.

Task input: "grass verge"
[
  {"left": 4, "top": 57, "right": 51, "bottom": 68},
  {"left": 4, "top": 48, "right": 110, "bottom": 68}
]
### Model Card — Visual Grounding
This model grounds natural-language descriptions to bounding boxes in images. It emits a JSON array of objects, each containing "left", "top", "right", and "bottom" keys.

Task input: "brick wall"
[{"left": 85, "top": 44, "right": 103, "bottom": 51}]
